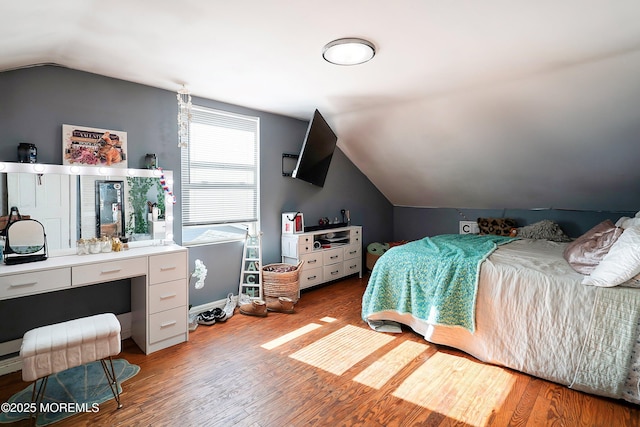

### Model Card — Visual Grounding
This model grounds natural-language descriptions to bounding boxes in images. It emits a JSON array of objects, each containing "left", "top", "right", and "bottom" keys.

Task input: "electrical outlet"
[{"left": 459, "top": 221, "right": 479, "bottom": 234}]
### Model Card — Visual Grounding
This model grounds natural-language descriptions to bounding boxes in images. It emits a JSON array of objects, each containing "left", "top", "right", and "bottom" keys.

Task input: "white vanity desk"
[
  {"left": 0, "top": 243, "right": 189, "bottom": 357},
  {"left": 0, "top": 163, "right": 188, "bottom": 375}
]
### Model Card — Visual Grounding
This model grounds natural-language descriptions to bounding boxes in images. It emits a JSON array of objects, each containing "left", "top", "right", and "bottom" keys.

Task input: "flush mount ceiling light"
[{"left": 322, "top": 38, "right": 376, "bottom": 66}]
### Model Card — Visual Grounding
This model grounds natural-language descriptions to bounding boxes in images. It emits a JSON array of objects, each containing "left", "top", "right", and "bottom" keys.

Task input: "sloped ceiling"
[{"left": 2, "top": 1, "right": 640, "bottom": 211}]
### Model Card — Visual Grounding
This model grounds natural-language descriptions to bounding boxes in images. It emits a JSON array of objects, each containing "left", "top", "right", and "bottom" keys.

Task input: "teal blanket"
[{"left": 362, "top": 234, "right": 515, "bottom": 332}]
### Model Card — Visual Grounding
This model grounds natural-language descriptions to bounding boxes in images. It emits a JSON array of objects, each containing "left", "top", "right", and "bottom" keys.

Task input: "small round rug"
[{"left": 0, "top": 358, "right": 139, "bottom": 426}]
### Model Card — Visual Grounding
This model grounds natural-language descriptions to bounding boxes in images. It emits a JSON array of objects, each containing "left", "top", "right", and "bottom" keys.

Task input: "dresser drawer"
[
  {"left": 300, "top": 252, "right": 322, "bottom": 270},
  {"left": 149, "top": 252, "right": 187, "bottom": 285},
  {"left": 344, "top": 258, "right": 362, "bottom": 276},
  {"left": 72, "top": 258, "right": 147, "bottom": 286},
  {"left": 323, "top": 248, "right": 343, "bottom": 265},
  {"left": 298, "top": 236, "right": 314, "bottom": 255},
  {"left": 149, "top": 306, "right": 187, "bottom": 344},
  {"left": 149, "top": 279, "right": 187, "bottom": 314},
  {"left": 344, "top": 244, "right": 361, "bottom": 260},
  {"left": 323, "top": 262, "right": 344, "bottom": 281},
  {"left": 0, "top": 268, "right": 71, "bottom": 299},
  {"left": 299, "top": 267, "right": 323, "bottom": 289}
]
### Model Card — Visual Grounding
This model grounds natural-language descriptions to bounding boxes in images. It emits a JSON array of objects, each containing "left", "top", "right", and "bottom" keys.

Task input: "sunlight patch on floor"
[
  {"left": 289, "top": 325, "right": 395, "bottom": 375},
  {"left": 393, "top": 352, "right": 516, "bottom": 427},
  {"left": 352, "top": 340, "right": 429, "bottom": 389},
  {"left": 260, "top": 323, "right": 323, "bottom": 350},
  {"left": 319, "top": 317, "right": 337, "bottom": 323}
]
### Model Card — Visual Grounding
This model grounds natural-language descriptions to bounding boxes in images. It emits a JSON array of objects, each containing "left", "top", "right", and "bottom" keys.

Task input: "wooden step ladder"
[{"left": 239, "top": 229, "right": 263, "bottom": 300}]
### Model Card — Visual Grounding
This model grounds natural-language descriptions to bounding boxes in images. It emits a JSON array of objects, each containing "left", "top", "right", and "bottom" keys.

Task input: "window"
[{"left": 181, "top": 106, "right": 259, "bottom": 245}]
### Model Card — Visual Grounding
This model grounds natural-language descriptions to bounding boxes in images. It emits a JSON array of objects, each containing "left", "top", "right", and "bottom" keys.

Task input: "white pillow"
[
  {"left": 582, "top": 226, "right": 640, "bottom": 287},
  {"left": 616, "top": 217, "right": 640, "bottom": 229},
  {"left": 615, "top": 216, "right": 629, "bottom": 227}
]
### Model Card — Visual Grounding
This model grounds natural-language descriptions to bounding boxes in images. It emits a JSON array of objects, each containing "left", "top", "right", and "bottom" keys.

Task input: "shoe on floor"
[
  {"left": 220, "top": 293, "right": 235, "bottom": 321},
  {"left": 239, "top": 300, "right": 267, "bottom": 317},
  {"left": 197, "top": 310, "right": 216, "bottom": 326},
  {"left": 212, "top": 307, "right": 226, "bottom": 322},
  {"left": 266, "top": 296, "right": 295, "bottom": 314}
]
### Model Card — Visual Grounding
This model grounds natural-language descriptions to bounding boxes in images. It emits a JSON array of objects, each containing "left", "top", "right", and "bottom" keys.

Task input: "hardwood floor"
[{"left": 1, "top": 275, "right": 639, "bottom": 426}]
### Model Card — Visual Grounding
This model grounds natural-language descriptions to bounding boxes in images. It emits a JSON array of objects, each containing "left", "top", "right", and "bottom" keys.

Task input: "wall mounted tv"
[{"left": 292, "top": 109, "right": 337, "bottom": 187}]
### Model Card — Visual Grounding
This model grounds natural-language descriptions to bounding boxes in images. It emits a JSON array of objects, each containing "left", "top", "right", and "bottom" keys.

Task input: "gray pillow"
[
  {"left": 563, "top": 220, "right": 623, "bottom": 274},
  {"left": 515, "top": 220, "right": 572, "bottom": 242}
]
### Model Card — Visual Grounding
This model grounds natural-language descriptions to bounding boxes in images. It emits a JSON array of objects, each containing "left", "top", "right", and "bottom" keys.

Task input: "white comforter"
[{"left": 366, "top": 239, "right": 640, "bottom": 404}]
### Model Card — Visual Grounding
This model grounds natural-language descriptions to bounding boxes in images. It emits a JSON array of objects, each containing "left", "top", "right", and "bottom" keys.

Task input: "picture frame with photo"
[{"left": 62, "top": 124, "right": 128, "bottom": 168}]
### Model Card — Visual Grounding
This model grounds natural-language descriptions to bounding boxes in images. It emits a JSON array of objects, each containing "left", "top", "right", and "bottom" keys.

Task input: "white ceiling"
[{"left": 3, "top": 0, "right": 640, "bottom": 211}]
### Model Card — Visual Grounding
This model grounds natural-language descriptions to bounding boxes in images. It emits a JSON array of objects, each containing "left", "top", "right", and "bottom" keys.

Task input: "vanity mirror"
[
  {"left": 96, "top": 180, "right": 125, "bottom": 238},
  {"left": 3, "top": 219, "right": 48, "bottom": 264},
  {"left": 0, "top": 162, "right": 174, "bottom": 256}
]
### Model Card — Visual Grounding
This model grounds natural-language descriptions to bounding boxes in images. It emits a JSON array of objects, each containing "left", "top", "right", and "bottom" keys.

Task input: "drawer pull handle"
[
  {"left": 160, "top": 293, "right": 177, "bottom": 300},
  {"left": 348, "top": 250, "right": 357, "bottom": 255},
  {"left": 10, "top": 282, "right": 37, "bottom": 288},
  {"left": 160, "top": 320, "right": 177, "bottom": 328},
  {"left": 160, "top": 266, "right": 177, "bottom": 271},
  {"left": 308, "top": 259, "right": 317, "bottom": 264},
  {"left": 101, "top": 268, "right": 122, "bottom": 274},
  {"left": 307, "top": 275, "right": 317, "bottom": 280},
  {"left": 331, "top": 270, "right": 339, "bottom": 275},
  {"left": 349, "top": 264, "right": 357, "bottom": 270},
  {"left": 330, "top": 255, "right": 339, "bottom": 259}
]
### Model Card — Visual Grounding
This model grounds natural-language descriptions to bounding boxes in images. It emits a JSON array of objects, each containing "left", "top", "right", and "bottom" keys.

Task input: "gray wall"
[{"left": 0, "top": 65, "right": 393, "bottom": 340}]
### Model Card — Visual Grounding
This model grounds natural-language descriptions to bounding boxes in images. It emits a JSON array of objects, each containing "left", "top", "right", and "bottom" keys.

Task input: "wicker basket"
[
  {"left": 366, "top": 252, "right": 381, "bottom": 271},
  {"left": 262, "top": 262, "right": 302, "bottom": 303}
]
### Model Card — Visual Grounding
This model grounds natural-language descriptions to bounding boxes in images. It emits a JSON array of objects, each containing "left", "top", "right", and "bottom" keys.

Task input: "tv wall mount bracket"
[{"left": 282, "top": 153, "right": 299, "bottom": 177}]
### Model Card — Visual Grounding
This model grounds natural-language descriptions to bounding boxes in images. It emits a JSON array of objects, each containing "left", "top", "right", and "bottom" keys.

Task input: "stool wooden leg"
[
  {"left": 29, "top": 376, "right": 48, "bottom": 427},
  {"left": 100, "top": 357, "right": 122, "bottom": 409}
]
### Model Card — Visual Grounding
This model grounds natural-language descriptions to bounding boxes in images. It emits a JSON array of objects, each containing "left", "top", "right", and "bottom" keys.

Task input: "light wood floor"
[{"left": 1, "top": 275, "right": 639, "bottom": 426}]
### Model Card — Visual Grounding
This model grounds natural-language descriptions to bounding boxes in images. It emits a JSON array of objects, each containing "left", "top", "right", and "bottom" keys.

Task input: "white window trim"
[{"left": 180, "top": 106, "right": 260, "bottom": 246}]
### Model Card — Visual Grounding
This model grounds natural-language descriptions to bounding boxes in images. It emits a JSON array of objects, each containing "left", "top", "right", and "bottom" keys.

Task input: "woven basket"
[
  {"left": 366, "top": 252, "right": 381, "bottom": 271},
  {"left": 262, "top": 262, "right": 302, "bottom": 303}
]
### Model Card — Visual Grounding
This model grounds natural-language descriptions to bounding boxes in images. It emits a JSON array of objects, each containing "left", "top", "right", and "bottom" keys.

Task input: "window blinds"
[{"left": 181, "top": 106, "right": 259, "bottom": 227}]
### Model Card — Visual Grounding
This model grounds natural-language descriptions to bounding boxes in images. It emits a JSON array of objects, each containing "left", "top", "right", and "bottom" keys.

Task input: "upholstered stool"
[{"left": 20, "top": 313, "right": 123, "bottom": 424}]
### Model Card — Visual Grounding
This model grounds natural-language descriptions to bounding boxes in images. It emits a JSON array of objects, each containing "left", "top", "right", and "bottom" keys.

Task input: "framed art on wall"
[{"left": 62, "top": 124, "right": 128, "bottom": 168}]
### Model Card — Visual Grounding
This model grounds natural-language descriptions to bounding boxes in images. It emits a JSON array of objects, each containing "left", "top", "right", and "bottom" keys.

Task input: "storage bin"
[
  {"left": 366, "top": 252, "right": 381, "bottom": 271},
  {"left": 262, "top": 262, "right": 302, "bottom": 303}
]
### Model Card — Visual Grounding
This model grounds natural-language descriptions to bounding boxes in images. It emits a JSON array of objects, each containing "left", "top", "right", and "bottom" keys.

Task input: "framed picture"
[{"left": 62, "top": 124, "right": 128, "bottom": 168}]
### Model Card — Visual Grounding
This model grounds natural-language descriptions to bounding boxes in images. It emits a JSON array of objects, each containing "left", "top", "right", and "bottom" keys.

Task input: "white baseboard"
[
  {"left": 0, "top": 312, "right": 133, "bottom": 377},
  {"left": 189, "top": 295, "right": 237, "bottom": 316}
]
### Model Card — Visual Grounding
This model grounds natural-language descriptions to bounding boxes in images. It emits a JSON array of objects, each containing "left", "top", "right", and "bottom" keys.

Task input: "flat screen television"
[{"left": 292, "top": 109, "right": 337, "bottom": 187}]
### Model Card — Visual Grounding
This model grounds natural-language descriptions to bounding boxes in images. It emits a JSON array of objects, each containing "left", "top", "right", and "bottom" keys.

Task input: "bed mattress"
[{"left": 366, "top": 238, "right": 640, "bottom": 404}]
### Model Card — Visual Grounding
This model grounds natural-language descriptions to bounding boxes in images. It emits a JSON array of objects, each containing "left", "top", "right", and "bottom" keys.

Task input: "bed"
[{"left": 362, "top": 227, "right": 640, "bottom": 405}]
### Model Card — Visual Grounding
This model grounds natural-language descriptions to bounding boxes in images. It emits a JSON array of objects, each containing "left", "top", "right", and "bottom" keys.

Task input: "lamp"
[
  {"left": 177, "top": 85, "right": 192, "bottom": 148},
  {"left": 322, "top": 38, "right": 376, "bottom": 66}
]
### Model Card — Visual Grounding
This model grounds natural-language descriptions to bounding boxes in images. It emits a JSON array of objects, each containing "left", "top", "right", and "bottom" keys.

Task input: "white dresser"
[
  {"left": 0, "top": 244, "right": 189, "bottom": 357},
  {"left": 281, "top": 226, "right": 362, "bottom": 290}
]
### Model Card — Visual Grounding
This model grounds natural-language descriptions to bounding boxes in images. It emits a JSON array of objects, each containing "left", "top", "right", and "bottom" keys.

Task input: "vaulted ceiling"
[{"left": 2, "top": 1, "right": 640, "bottom": 211}]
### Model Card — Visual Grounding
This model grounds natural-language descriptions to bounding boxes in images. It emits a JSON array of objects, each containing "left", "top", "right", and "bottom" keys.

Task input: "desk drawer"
[
  {"left": 0, "top": 268, "right": 71, "bottom": 299},
  {"left": 149, "top": 306, "right": 187, "bottom": 344},
  {"left": 72, "top": 258, "right": 147, "bottom": 286},
  {"left": 149, "top": 252, "right": 187, "bottom": 285},
  {"left": 149, "top": 279, "right": 187, "bottom": 314}
]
